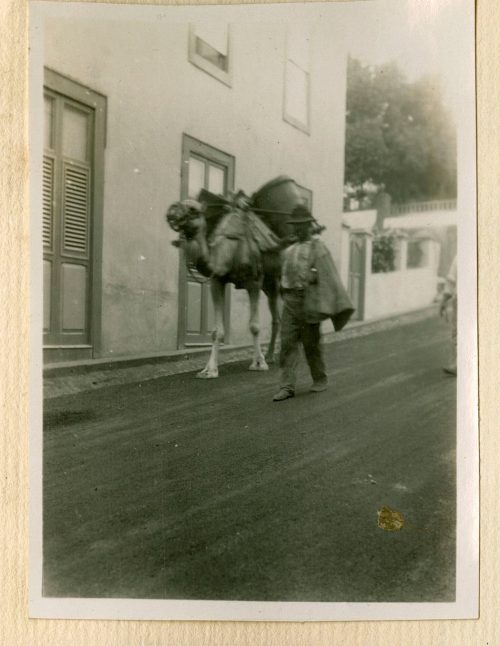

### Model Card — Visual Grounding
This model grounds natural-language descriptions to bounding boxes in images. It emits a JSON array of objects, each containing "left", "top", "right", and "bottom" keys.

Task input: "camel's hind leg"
[
  {"left": 248, "top": 286, "right": 269, "bottom": 371},
  {"left": 197, "top": 280, "right": 225, "bottom": 379}
]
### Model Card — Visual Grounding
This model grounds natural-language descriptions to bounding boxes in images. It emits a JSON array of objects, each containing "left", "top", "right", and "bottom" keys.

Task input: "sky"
[{"left": 342, "top": 0, "right": 473, "bottom": 119}]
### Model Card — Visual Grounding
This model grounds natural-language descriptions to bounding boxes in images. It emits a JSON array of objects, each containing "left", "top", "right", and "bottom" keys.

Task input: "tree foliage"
[
  {"left": 344, "top": 57, "right": 457, "bottom": 204},
  {"left": 372, "top": 234, "right": 397, "bottom": 273}
]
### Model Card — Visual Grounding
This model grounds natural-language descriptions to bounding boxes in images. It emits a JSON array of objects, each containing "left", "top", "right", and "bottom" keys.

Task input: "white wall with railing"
[
  {"left": 366, "top": 235, "right": 440, "bottom": 319},
  {"left": 342, "top": 197, "right": 452, "bottom": 321},
  {"left": 350, "top": 231, "right": 441, "bottom": 321}
]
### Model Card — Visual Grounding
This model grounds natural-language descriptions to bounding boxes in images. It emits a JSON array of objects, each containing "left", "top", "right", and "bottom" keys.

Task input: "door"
[
  {"left": 43, "top": 70, "right": 106, "bottom": 362},
  {"left": 178, "top": 135, "right": 235, "bottom": 346},
  {"left": 348, "top": 233, "right": 366, "bottom": 320}
]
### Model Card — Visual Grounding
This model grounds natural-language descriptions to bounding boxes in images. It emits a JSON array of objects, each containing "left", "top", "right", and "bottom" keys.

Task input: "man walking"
[{"left": 273, "top": 205, "right": 354, "bottom": 401}]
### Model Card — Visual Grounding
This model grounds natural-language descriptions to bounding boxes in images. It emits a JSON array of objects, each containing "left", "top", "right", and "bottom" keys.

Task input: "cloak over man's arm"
[{"left": 309, "top": 240, "right": 355, "bottom": 331}]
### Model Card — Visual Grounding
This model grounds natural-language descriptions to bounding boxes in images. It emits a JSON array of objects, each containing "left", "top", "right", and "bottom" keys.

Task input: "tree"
[{"left": 344, "top": 57, "right": 457, "bottom": 205}]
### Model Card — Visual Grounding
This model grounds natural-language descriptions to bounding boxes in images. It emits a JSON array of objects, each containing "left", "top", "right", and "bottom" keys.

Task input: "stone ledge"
[
  {"left": 44, "top": 344, "right": 233, "bottom": 377},
  {"left": 42, "top": 305, "right": 438, "bottom": 399}
]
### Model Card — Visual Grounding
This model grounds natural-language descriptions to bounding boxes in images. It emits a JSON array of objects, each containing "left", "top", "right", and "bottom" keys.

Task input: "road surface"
[{"left": 43, "top": 315, "right": 456, "bottom": 602}]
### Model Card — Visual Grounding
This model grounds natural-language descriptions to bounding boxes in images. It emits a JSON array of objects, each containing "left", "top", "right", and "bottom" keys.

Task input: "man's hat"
[{"left": 287, "top": 204, "right": 315, "bottom": 224}]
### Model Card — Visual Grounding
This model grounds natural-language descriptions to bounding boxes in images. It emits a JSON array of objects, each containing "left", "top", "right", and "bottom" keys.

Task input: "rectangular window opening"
[
  {"left": 189, "top": 24, "right": 231, "bottom": 86},
  {"left": 195, "top": 37, "right": 228, "bottom": 72},
  {"left": 407, "top": 239, "right": 430, "bottom": 269},
  {"left": 284, "top": 25, "right": 311, "bottom": 133}
]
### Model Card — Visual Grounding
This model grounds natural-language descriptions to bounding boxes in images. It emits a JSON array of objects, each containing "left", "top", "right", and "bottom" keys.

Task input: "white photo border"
[{"left": 28, "top": 0, "right": 478, "bottom": 622}]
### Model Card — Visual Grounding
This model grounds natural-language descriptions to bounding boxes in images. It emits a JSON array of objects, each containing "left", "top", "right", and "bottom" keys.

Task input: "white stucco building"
[{"left": 34, "top": 7, "right": 349, "bottom": 363}]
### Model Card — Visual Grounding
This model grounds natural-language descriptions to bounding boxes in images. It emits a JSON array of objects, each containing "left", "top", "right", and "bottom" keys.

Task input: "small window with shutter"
[{"left": 188, "top": 23, "right": 232, "bottom": 87}]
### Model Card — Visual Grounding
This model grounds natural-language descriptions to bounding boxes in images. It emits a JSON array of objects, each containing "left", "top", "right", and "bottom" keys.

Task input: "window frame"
[
  {"left": 188, "top": 24, "right": 232, "bottom": 88},
  {"left": 283, "top": 29, "right": 311, "bottom": 134}
]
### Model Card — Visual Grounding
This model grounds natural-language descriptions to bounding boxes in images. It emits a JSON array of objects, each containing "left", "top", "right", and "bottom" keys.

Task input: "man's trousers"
[{"left": 279, "top": 291, "right": 327, "bottom": 393}]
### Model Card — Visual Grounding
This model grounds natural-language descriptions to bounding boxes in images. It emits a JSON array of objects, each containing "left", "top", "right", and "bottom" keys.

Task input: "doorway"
[
  {"left": 43, "top": 69, "right": 106, "bottom": 362},
  {"left": 348, "top": 233, "right": 367, "bottom": 321},
  {"left": 178, "top": 135, "right": 235, "bottom": 346}
]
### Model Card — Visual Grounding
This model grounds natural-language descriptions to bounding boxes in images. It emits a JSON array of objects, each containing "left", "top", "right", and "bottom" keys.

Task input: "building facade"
[{"left": 40, "top": 16, "right": 348, "bottom": 363}]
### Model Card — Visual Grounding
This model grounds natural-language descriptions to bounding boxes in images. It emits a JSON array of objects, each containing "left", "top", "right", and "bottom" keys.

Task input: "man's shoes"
[
  {"left": 310, "top": 382, "right": 328, "bottom": 393},
  {"left": 273, "top": 388, "right": 295, "bottom": 402},
  {"left": 442, "top": 366, "right": 457, "bottom": 376}
]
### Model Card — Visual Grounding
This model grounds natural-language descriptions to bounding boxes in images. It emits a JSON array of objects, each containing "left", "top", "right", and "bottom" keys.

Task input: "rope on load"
[{"left": 167, "top": 189, "right": 325, "bottom": 284}]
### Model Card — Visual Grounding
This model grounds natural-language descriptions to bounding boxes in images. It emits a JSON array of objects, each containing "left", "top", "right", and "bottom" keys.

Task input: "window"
[
  {"left": 284, "top": 24, "right": 311, "bottom": 133},
  {"left": 372, "top": 234, "right": 397, "bottom": 273},
  {"left": 187, "top": 154, "right": 226, "bottom": 199},
  {"left": 189, "top": 23, "right": 231, "bottom": 86},
  {"left": 407, "top": 239, "right": 430, "bottom": 268}
]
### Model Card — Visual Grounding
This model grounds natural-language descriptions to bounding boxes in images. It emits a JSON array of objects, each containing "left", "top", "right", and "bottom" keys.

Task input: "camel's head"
[{"left": 166, "top": 199, "right": 205, "bottom": 239}]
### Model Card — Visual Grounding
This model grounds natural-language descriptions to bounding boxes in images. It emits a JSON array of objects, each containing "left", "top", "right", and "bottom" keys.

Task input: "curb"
[{"left": 43, "top": 305, "right": 438, "bottom": 399}]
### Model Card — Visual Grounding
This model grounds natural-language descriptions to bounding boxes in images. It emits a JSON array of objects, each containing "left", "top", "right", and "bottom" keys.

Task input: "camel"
[{"left": 167, "top": 177, "right": 305, "bottom": 378}]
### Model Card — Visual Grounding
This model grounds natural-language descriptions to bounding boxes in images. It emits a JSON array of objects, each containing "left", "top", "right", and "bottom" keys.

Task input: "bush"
[{"left": 372, "top": 234, "right": 397, "bottom": 273}]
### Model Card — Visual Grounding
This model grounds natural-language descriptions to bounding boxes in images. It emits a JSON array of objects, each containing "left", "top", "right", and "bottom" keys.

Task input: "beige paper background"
[{"left": 1, "top": 0, "right": 497, "bottom": 643}]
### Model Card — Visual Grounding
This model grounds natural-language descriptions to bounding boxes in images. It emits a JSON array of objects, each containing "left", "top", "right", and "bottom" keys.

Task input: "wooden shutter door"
[{"left": 43, "top": 90, "right": 94, "bottom": 350}]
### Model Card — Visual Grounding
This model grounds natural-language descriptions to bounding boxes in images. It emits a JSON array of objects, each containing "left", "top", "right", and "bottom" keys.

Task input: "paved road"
[{"left": 43, "top": 316, "right": 456, "bottom": 602}]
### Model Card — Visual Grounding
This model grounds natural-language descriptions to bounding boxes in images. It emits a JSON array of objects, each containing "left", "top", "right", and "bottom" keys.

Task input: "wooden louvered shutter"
[
  {"left": 63, "top": 164, "right": 90, "bottom": 257},
  {"left": 57, "top": 101, "right": 93, "bottom": 346},
  {"left": 43, "top": 91, "right": 94, "bottom": 347},
  {"left": 43, "top": 69, "right": 106, "bottom": 361},
  {"left": 43, "top": 156, "right": 54, "bottom": 250},
  {"left": 43, "top": 93, "right": 56, "bottom": 336}
]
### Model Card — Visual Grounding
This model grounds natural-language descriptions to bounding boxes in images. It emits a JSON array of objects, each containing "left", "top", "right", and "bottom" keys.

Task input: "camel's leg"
[
  {"left": 264, "top": 280, "right": 281, "bottom": 364},
  {"left": 248, "top": 286, "right": 269, "bottom": 371},
  {"left": 197, "top": 280, "right": 225, "bottom": 379}
]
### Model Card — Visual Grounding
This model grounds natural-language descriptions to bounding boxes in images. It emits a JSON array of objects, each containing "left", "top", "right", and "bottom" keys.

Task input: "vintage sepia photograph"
[{"left": 29, "top": 0, "right": 478, "bottom": 621}]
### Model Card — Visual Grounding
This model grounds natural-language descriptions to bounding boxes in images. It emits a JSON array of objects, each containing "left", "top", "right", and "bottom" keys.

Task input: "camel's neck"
[
  {"left": 193, "top": 225, "right": 210, "bottom": 260},
  {"left": 179, "top": 220, "right": 212, "bottom": 276}
]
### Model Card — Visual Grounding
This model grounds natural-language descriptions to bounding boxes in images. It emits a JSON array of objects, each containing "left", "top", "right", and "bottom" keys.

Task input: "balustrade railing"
[{"left": 390, "top": 199, "right": 457, "bottom": 215}]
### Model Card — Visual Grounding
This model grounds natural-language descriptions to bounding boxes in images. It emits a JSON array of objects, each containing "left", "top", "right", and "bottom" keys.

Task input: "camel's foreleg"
[
  {"left": 248, "top": 286, "right": 269, "bottom": 372},
  {"left": 197, "top": 280, "right": 225, "bottom": 379}
]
